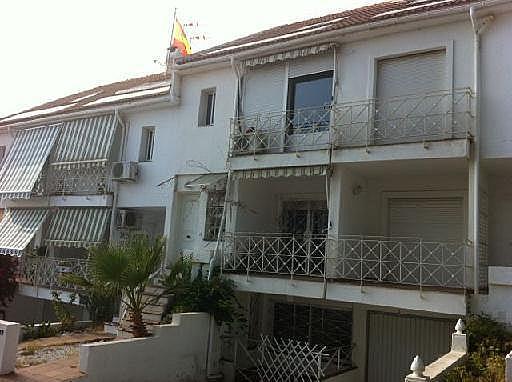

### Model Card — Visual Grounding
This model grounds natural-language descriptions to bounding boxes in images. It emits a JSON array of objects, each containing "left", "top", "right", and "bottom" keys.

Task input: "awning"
[
  {"left": 242, "top": 44, "right": 335, "bottom": 67},
  {"left": 233, "top": 165, "right": 328, "bottom": 180},
  {"left": 45, "top": 208, "right": 111, "bottom": 248},
  {"left": 51, "top": 114, "right": 117, "bottom": 169},
  {"left": 0, "top": 125, "right": 60, "bottom": 199},
  {"left": 185, "top": 173, "right": 227, "bottom": 190},
  {"left": 0, "top": 209, "right": 48, "bottom": 256}
]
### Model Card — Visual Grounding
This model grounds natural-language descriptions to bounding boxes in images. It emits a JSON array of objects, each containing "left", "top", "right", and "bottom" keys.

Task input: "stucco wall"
[{"left": 80, "top": 312, "right": 211, "bottom": 382}]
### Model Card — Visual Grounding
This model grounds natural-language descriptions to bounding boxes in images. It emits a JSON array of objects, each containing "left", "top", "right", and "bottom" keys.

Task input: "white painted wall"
[
  {"left": 481, "top": 11, "right": 512, "bottom": 158},
  {"left": 80, "top": 312, "right": 211, "bottom": 382},
  {"left": 118, "top": 67, "right": 235, "bottom": 208}
]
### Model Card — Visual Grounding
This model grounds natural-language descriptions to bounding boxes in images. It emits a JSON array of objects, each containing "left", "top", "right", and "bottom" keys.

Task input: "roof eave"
[
  {"left": 0, "top": 93, "right": 174, "bottom": 130},
  {"left": 174, "top": 0, "right": 509, "bottom": 72}
]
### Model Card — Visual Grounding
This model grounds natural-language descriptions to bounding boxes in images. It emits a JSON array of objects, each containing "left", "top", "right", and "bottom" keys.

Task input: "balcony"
[
  {"left": 229, "top": 89, "right": 473, "bottom": 157},
  {"left": 17, "top": 255, "right": 89, "bottom": 291},
  {"left": 33, "top": 165, "right": 112, "bottom": 196},
  {"left": 221, "top": 233, "right": 471, "bottom": 290}
]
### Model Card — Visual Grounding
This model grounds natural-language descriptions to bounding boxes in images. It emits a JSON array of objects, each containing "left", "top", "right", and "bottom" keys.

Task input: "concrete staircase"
[{"left": 119, "top": 283, "right": 169, "bottom": 336}]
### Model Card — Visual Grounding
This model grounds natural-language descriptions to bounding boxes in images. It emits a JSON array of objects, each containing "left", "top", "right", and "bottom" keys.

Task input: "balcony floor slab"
[
  {"left": 227, "top": 273, "right": 467, "bottom": 315},
  {"left": 332, "top": 138, "right": 470, "bottom": 163}
]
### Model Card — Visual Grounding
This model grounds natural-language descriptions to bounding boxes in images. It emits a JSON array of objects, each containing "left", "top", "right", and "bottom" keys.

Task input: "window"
[
  {"left": 139, "top": 127, "right": 155, "bottom": 161},
  {"left": 273, "top": 303, "right": 352, "bottom": 350},
  {"left": 198, "top": 88, "right": 216, "bottom": 126},
  {"left": 287, "top": 71, "right": 333, "bottom": 132},
  {"left": 204, "top": 190, "right": 225, "bottom": 241}
]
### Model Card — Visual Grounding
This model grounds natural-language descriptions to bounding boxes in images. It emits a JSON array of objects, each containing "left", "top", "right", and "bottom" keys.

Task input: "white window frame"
[
  {"left": 198, "top": 88, "right": 216, "bottom": 127},
  {"left": 139, "top": 126, "right": 155, "bottom": 162}
]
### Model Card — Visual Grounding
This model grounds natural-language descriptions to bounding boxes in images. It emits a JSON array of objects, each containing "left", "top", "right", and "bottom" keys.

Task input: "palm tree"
[{"left": 88, "top": 235, "right": 165, "bottom": 337}]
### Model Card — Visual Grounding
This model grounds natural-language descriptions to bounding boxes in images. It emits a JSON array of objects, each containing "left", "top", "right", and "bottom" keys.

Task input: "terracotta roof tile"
[
  {"left": 177, "top": 0, "right": 476, "bottom": 64},
  {"left": 0, "top": 72, "right": 170, "bottom": 126}
]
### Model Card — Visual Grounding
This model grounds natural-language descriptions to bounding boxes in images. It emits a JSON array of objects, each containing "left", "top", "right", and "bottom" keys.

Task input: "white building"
[{"left": 1, "top": 0, "right": 512, "bottom": 380}]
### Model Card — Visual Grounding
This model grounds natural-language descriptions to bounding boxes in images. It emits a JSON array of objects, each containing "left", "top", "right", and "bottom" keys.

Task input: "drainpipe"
[
  {"left": 109, "top": 109, "right": 126, "bottom": 242},
  {"left": 469, "top": 6, "right": 494, "bottom": 294}
]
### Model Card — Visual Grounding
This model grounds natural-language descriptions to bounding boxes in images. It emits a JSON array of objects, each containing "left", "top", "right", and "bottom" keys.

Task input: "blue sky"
[{"left": 0, "top": 0, "right": 374, "bottom": 117}]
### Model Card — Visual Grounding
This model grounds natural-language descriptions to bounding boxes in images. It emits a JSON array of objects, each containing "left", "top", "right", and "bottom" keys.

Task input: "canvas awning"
[
  {"left": 45, "top": 208, "right": 111, "bottom": 248},
  {"left": 0, "top": 125, "right": 60, "bottom": 199},
  {"left": 51, "top": 114, "right": 117, "bottom": 169},
  {"left": 233, "top": 165, "right": 328, "bottom": 180},
  {"left": 0, "top": 209, "right": 48, "bottom": 256},
  {"left": 185, "top": 173, "right": 227, "bottom": 190},
  {"left": 242, "top": 44, "right": 335, "bottom": 67}
]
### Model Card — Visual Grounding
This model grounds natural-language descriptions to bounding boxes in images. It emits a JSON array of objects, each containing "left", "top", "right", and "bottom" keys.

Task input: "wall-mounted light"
[{"left": 352, "top": 184, "right": 363, "bottom": 196}]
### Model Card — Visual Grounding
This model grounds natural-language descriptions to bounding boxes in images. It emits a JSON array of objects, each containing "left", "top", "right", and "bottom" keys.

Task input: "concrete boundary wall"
[{"left": 79, "top": 312, "right": 210, "bottom": 382}]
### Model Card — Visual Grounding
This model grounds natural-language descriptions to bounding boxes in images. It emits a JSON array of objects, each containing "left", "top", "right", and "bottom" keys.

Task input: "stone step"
[
  {"left": 143, "top": 304, "right": 166, "bottom": 315},
  {"left": 142, "top": 313, "right": 162, "bottom": 324},
  {"left": 144, "top": 286, "right": 167, "bottom": 296}
]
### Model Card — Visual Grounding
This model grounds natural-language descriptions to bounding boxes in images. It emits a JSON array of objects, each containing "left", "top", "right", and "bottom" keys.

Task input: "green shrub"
[
  {"left": 51, "top": 292, "right": 76, "bottom": 331},
  {"left": 22, "top": 321, "right": 58, "bottom": 341},
  {"left": 445, "top": 314, "right": 511, "bottom": 382},
  {"left": 162, "top": 259, "right": 246, "bottom": 329}
]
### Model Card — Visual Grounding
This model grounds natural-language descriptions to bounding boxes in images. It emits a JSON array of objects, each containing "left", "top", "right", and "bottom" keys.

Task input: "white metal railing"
[
  {"left": 232, "top": 335, "right": 353, "bottom": 381},
  {"left": 229, "top": 89, "right": 474, "bottom": 156},
  {"left": 32, "top": 165, "right": 112, "bottom": 196},
  {"left": 230, "top": 106, "right": 332, "bottom": 156},
  {"left": 17, "top": 255, "right": 89, "bottom": 291},
  {"left": 221, "top": 233, "right": 471, "bottom": 289},
  {"left": 335, "top": 236, "right": 470, "bottom": 289},
  {"left": 221, "top": 233, "right": 327, "bottom": 278}
]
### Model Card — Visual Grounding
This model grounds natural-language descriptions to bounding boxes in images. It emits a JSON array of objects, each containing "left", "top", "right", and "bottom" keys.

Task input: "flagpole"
[
  {"left": 170, "top": 7, "right": 177, "bottom": 45},
  {"left": 166, "top": 7, "right": 177, "bottom": 67}
]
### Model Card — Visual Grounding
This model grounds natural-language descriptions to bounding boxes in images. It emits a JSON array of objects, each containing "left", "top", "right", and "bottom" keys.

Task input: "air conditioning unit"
[
  {"left": 112, "top": 161, "right": 138, "bottom": 182},
  {"left": 116, "top": 209, "right": 137, "bottom": 228}
]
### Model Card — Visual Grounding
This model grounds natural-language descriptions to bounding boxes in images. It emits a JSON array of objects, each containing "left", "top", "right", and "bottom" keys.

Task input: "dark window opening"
[
  {"left": 287, "top": 71, "right": 333, "bottom": 133},
  {"left": 273, "top": 303, "right": 352, "bottom": 350}
]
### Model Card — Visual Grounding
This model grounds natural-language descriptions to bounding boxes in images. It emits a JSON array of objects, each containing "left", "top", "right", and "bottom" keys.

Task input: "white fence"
[
  {"left": 17, "top": 255, "right": 89, "bottom": 290},
  {"left": 221, "top": 233, "right": 471, "bottom": 289},
  {"left": 232, "top": 335, "right": 352, "bottom": 382},
  {"left": 229, "top": 89, "right": 474, "bottom": 156}
]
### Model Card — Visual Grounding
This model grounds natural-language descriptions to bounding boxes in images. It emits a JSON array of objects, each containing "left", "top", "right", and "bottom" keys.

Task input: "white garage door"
[
  {"left": 388, "top": 197, "right": 464, "bottom": 242},
  {"left": 366, "top": 312, "right": 454, "bottom": 382}
]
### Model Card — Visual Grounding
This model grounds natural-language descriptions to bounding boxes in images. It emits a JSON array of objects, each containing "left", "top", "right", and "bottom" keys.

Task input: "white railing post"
[
  {"left": 405, "top": 355, "right": 429, "bottom": 381},
  {"left": 506, "top": 351, "right": 512, "bottom": 382},
  {"left": 452, "top": 318, "right": 467, "bottom": 353}
]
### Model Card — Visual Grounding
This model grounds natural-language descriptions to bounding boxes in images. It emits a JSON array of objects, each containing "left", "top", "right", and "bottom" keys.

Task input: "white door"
[
  {"left": 388, "top": 197, "right": 464, "bottom": 242},
  {"left": 366, "top": 312, "right": 454, "bottom": 382},
  {"left": 177, "top": 194, "right": 199, "bottom": 252}
]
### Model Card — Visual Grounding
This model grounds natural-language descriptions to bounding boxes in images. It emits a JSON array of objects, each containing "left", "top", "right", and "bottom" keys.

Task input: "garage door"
[
  {"left": 388, "top": 197, "right": 464, "bottom": 242},
  {"left": 366, "top": 312, "right": 454, "bottom": 382}
]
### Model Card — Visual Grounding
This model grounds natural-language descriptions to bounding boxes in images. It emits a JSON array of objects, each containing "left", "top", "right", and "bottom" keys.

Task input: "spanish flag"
[{"left": 171, "top": 19, "right": 192, "bottom": 56}]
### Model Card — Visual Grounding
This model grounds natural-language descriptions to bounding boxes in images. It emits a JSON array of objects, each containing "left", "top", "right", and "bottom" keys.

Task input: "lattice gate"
[{"left": 256, "top": 335, "right": 325, "bottom": 382}]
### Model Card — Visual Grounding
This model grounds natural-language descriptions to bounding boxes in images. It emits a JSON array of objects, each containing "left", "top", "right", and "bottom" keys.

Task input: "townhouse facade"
[{"left": 1, "top": 0, "right": 512, "bottom": 380}]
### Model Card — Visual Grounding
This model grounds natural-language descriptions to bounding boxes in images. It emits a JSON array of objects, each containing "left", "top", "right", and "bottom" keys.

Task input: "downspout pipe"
[
  {"left": 469, "top": 5, "right": 493, "bottom": 294},
  {"left": 109, "top": 109, "right": 125, "bottom": 242}
]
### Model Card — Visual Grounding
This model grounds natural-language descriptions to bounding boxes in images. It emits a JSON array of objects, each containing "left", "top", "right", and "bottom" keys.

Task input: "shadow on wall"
[{"left": 80, "top": 312, "right": 211, "bottom": 382}]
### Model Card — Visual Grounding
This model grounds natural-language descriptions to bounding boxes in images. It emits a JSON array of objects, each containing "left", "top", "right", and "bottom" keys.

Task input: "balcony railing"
[
  {"left": 221, "top": 233, "right": 327, "bottom": 278},
  {"left": 229, "top": 89, "right": 473, "bottom": 156},
  {"left": 17, "top": 255, "right": 89, "bottom": 291},
  {"left": 221, "top": 233, "right": 472, "bottom": 289},
  {"left": 33, "top": 165, "right": 112, "bottom": 196}
]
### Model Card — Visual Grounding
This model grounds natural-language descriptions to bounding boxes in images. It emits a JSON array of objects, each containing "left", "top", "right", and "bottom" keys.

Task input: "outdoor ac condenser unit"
[
  {"left": 111, "top": 161, "right": 138, "bottom": 182},
  {"left": 117, "top": 209, "right": 137, "bottom": 228}
]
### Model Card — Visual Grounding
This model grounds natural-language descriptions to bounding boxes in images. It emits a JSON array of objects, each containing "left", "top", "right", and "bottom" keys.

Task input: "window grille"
[
  {"left": 273, "top": 303, "right": 352, "bottom": 351},
  {"left": 204, "top": 190, "right": 225, "bottom": 241}
]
